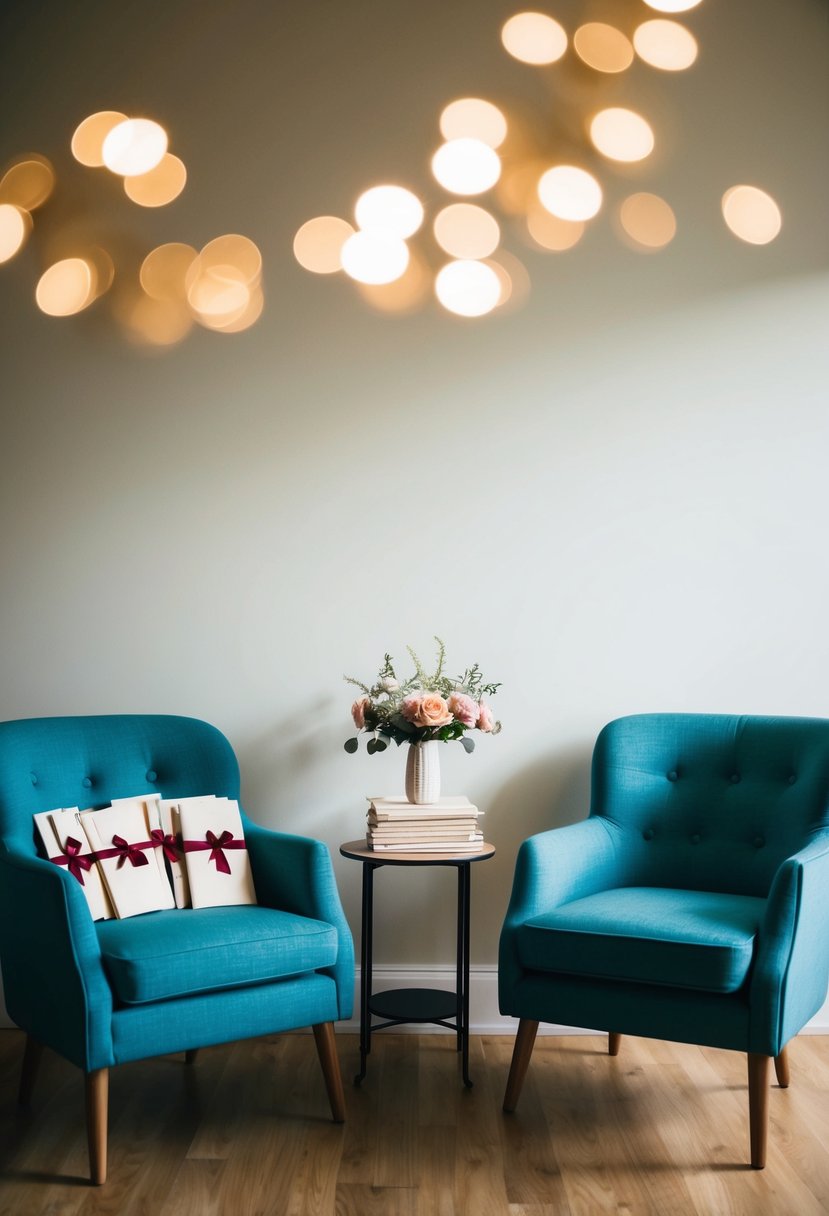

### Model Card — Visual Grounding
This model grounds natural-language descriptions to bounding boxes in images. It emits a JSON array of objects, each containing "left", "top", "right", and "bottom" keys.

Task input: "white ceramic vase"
[{"left": 405, "top": 740, "right": 441, "bottom": 805}]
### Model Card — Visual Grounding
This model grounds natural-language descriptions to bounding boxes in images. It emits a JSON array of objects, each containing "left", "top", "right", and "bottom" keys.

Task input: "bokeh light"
[
  {"left": 122, "top": 294, "right": 193, "bottom": 347},
  {"left": 0, "top": 156, "right": 55, "bottom": 211},
  {"left": 526, "top": 205, "right": 585, "bottom": 251},
  {"left": 642, "top": 0, "right": 702, "bottom": 11},
  {"left": 188, "top": 265, "right": 251, "bottom": 325},
  {"left": 619, "top": 193, "right": 677, "bottom": 249},
  {"left": 71, "top": 112, "right": 127, "bottom": 167},
  {"left": 486, "top": 250, "right": 531, "bottom": 312},
  {"left": 293, "top": 216, "right": 354, "bottom": 274},
  {"left": 341, "top": 230, "right": 409, "bottom": 284},
  {"left": 195, "top": 285, "right": 264, "bottom": 333},
  {"left": 435, "top": 259, "right": 502, "bottom": 317},
  {"left": 124, "top": 154, "right": 187, "bottom": 206},
  {"left": 538, "top": 165, "right": 602, "bottom": 221},
  {"left": 590, "top": 108, "right": 655, "bottom": 162},
  {"left": 140, "top": 243, "right": 198, "bottom": 300},
  {"left": 357, "top": 253, "right": 431, "bottom": 314},
  {"left": 355, "top": 185, "right": 424, "bottom": 238},
  {"left": 634, "top": 20, "right": 698, "bottom": 70},
  {"left": 35, "top": 258, "right": 95, "bottom": 316},
  {"left": 433, "top": 204, "right": 500, "bottom": 259},
  {"left": 102, "top": 118, "right": 168, "bottom": 177},
  {"left": 496, "top": 158, "right": 548, "bottom": 215},
  {"left": 0, "top": 204, "right": 32, "bottom": 263},
  {"left": 501, "top": 13, "right": 568, "bottom": 65},
  {"left": 431, "top": 138, "right": 501, "bottom": 195},
  {"left": 573, "top": 24, "right": 634, "bottom": 74},
  {"left": 197, "top": 234, "right": 262, "bottom": 287},
  {"left": 721, "top": 185, "right": 782, "bottom": 245},
  {"left": 439, "top": 98, "right": 508, "bottom": 149}
]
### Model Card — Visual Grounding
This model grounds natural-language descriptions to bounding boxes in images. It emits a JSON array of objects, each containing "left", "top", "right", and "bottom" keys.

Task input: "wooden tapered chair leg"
[
  {"left": 85, "top": 1068, "right": 108, "bottom": 1185},
  {"left": 608, "top": 1033, "right": 622, "bottom": 1057},
  {"left": 503, "top": 1018, "right": 539, "bottom": 1113},
  {"left": 774, "top": 1047, "right": 790, "bottom": 1088},
  {"left": 312, "top": 1022, "right": 346, "bottom": 1123},
  {"left": 18, "top": 1034, "right": 44, "bottom": 1106},
  {"left": 748, "top": 1053, "right": 770, "bottom": 1170},
  {"left": 185, "top": 1049, "right": 200, "bottom": 1065}
]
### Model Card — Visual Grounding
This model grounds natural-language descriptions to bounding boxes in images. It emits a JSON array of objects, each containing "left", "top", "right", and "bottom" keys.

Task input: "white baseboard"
[{"left": 343, "top": 966, "right": 829, "bottom": 1036}]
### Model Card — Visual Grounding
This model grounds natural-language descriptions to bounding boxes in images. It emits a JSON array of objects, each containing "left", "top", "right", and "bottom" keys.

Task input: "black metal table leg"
[
  {"left": 460, "top": 862, "right": 472, "bottom": 1087},
  {"left": 355, "top": 861, "right": 375, "bottom": 1085}
]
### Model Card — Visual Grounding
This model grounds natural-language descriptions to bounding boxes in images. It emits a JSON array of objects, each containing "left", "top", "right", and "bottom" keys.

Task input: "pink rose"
[
  {"left": 352, "top": 697, "right": 371, "bottom": 729},
  {"left": 448, "top": 691, "right": 478, "bottom": 728},
  {"left": 477, "top": 701, "right": 495, "bottom": 732},
  {"left": 403, "top": 693, "right": 453, "bottom": 729}
]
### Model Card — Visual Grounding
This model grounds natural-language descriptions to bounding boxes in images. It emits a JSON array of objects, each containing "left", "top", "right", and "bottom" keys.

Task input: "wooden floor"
[{"left": 1, "top": 1029, "right": 828, "bottom": 1215}]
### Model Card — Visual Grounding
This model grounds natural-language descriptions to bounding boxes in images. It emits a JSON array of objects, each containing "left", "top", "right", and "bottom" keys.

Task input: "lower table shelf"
[{"left": 369, "top": 987, "right": 458, "bottom": 1024}]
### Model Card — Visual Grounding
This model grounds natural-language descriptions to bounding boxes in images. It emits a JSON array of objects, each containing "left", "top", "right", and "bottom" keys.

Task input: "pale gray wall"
[{"left": 1, "top": 0, "right": 828, "bottom": 995}]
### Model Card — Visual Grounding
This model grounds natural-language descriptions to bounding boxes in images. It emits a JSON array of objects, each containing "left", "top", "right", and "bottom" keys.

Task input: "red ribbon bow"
[
  {"left": 111, "top": 834, "right": 150, "bottom": 868},
  {"left": 53, "top": 836, "right": 93, "bottom": 886},
  {"left": 150, "top": 828, "right": 180, "bottom": 863},
  {"left": 183, "top": 829, "right": 246, "bottom": 874}
]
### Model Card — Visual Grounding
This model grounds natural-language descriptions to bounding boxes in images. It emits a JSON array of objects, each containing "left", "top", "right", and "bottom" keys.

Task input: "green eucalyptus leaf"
[
  {"left": 461, "top": 736, "right": 475, "bottom": 754},
  {"left": 344, "top": 738, "right": 359, "bottom": 754}
]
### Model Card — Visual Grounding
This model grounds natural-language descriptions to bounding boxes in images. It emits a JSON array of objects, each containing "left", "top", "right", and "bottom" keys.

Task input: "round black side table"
[{"left": 340, "top": 839, "right": 495, "bottom": 1088}]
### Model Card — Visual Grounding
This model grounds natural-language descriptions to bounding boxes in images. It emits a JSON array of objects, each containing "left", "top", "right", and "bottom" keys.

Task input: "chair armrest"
[
  {"left": 244, "top": 825, "right": 354, "bottom": 1020},
  {"left": 749, "top": 836, "right": 829, "bottom": 1056},
  {"left": 0, "top": 850, "right": 113, "bottom": 1070},
  {"left": 498, "top": 818, "right": 626, "bottom": 1012}
]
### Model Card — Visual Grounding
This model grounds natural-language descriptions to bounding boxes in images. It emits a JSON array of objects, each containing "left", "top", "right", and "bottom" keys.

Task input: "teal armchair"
[
  {"left": 499, "top": 714, "right": 829, "bottom": 1168},
  {"left": 0, "top": 714, "right": 354, "bottom": 1184}
]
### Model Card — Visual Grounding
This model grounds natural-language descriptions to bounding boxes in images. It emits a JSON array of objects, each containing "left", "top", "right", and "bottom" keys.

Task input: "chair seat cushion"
[
  {"left": 517, "top": 887, "right": 766, "bottom": 994},
  {"left": 96, "top": 906, "right": 339, "bottom": 1005}
]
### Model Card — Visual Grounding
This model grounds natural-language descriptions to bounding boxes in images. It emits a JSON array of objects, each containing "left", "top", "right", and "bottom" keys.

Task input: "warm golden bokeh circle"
[
  {"left": 140, "top": 243, "right": 198, "bottom": 301},
  {"left": 433, "top": 204, "right": 501, "bottom": 259},
  {"left": 0, "top": 203, "right": 32, "bottom": 263},
  {"left": 573, "top": 24, "right": 634, "bottom": 74},
  {"left": 354, "top": 185, "right": 424, "bottom": 238},
  {"left": 293, "top": 216, "right": 354, "bottom": 274},
  {"left": 102, "top": 118, "right": 168, "bottom": 177},
  {"left": 538, "top": 165, "right": 602, "bottom": 221},
  {"left": 198, "top": 234, "right": 262, "bottom": 286},
  {"left": 432, "top": 138, "right": 501, "bottom": 195},
  {"left": 435, "top": 259, "right": 502, "bottom": 317},
  {"left": 619, "top": 193, "right": 677, "bottom": 249},
  {"left": 634, "top": 20, "right": 698, "bottom": 71},
  {"left": 124, "top": 154, "right": 187, "bottom": 207},
  {"left": 0, "top": 156, "right": 56, "bottom": 211},
  {"left": 721, "top": 186, "right": 782, "bottom": 245},
  {"left": 71, "top": 112, "right": 128, "bottom": 167},
  {"left": 501, "top": 12, "right": 568, "bottom": 65},
  {"left": 527, "top": 206, "right": 585, "bottom": 251},
  {"left": 590, "top": 108, "right": 655, "bottom": 162},
  {"left": 340, "top": 231, "right": 410, "bottom": 285},
  {"left": 642, "top": 0, "right": 702, "bottom": 12},
  {"left": 439, "top": 98, "right": 508, "bottom": 149},
  {"left": 35, "top": 258, "right": 96, "bottom": 316}
]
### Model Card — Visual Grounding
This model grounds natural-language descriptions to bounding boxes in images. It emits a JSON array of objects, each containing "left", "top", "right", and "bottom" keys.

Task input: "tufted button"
[
  {"left": 788, "top": 774, "right": 797, "bottom": 786},
  {"left": 82, "top": 776, "right": 93, "bottom": 789},
  {"left": 730, "top": 773, "right": 741, "bottom": 784},
  {"left": 754, "top": 836, "right": 765, "bottom": 849},
  {"left": 30, "top": 773, "right": 38, "bottom": 786},
  {"left": 667, "top": 770, "right": 678, "bottom": 782},
  {"left": 146, "top": 769, "right": 158, "bottom": 783},
  {"left": 691, "top": 833, "right": 701, "bottom": 845},
  {"left": 643, "top": 828, "right": 655, "bottom": 841}
]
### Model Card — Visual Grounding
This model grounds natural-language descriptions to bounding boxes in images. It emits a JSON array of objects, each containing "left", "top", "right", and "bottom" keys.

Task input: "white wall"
[{"left": 1, "top": 0, "right": 827, "bottom": 1023}]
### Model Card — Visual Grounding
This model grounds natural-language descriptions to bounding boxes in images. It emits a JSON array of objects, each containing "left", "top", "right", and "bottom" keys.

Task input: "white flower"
[{"left": 378, "top": 677, "right": 399, "bottom": 693}]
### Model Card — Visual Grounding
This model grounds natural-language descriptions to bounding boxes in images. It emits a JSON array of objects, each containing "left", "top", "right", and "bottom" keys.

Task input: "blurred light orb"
[
  {"left": 433, "top": 203, "right": 500, "bottom": 259},
  {"left": 198, "top": 234, "right": 262, "bottom": 286},
  {"left": 440, "top": 98, "right": 508, "bottom": 149},
  {"left": 293, "top": 216, "right": 354, "bottom": 274},
  {"left": 721, "top": 185, "right": 782, "bottom": 245},
  {"left": 435, "top": 259, "right": 502, "bottom": 317},
  {"left": 527, "top": 205, "right": 585, "bottom": 251},
  {"left": 71, "top": 111, "right": 127, "bottom": 167},
  {"left": 590, "top": 108, "right": 654, "bottom": 162},
  {"left": 188, "top": 265, "right": 251, "bottom": 324},
  {"left": 538, "top": 165, "right": 602, "bottom": 221},
  {"left": 0, "top": 204, "right": 32, "bottom": 263},
  {"left": 140, "top": 243, "right": 198, "bottom": 300},
  {"left": 125, "top": 294, "right": 193, "bottom": 346},
  {"left": 634, "top": 20, "right": 698, "bottom": 70},
  {"left": 642, "top": 0, "right": 702, "bottom": 11},
  {"left": 501, "top": 12, "right": 568, "bottom": 65},
  {"left": 196, "top": 285, "right": 265, "bottom": 333},
  {"left": 431, "top": 138, "right": 501, "bottom": 195},
  {"left": 341, "top": 230, "right": 409, "bottom": 284},
  {"left": 124, "top": 154, "right": 187, "bottom": 206},
  {"left": 357, "top": 254, "right": 431, "bottom": 314},
  {"left": 0, "top": 156, "right": 55, "bottom": 211},
  {"left": 355, "top": 185, "right": 424, "bottom": 238},
  {"left": 102, "top": 118, "right": 168, "bottom": 177},
  {"left": 573, "top": 24, "right": 634, "bottom": 74},
  {"left": 35, "top": 258, "right": 95, "bottom": 316},
  {"left": 619, "top": 192, "right": 677, "bottom": 249}
]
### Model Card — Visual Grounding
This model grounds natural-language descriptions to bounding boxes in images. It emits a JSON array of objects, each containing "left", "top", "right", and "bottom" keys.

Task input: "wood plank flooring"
[{"left": 0, "top": 1029, "right": 827, "bottom": 1215}]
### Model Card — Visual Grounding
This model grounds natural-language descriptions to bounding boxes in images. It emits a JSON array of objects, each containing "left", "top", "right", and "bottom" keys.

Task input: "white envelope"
[
  {"left": 178, "top": 796, "right": 256, "bottom": 909},
  {"left": 80, "top": 801, "right": 176, "bottom": 919},
  {"left": 33, "top": 807, "right": 114, "bottom": 921},
  {"left": 157, "top": 799, "right": 191, "bottom": 908}
]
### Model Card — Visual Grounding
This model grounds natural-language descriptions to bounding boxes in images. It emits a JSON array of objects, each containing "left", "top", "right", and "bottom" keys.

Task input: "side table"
[{"left": 340, "top": 839, "right": 495, "bottom": 1088}]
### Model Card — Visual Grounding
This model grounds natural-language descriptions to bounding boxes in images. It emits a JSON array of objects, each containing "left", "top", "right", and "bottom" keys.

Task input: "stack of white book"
[{"left": 366, "top": 795, "right": 484, "bottom": 852}]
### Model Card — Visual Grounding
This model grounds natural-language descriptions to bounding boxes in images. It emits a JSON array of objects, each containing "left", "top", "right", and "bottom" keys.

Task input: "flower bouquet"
[{"left": 344, "top": 638, "right": 501, "bottom": 803}]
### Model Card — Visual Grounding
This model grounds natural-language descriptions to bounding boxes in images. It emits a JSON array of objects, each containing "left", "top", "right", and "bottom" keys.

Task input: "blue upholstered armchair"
[
  {"left": 0, "top": 715, "right": 354, "bottom": 1184},
  {"left": 499, "top": 714, "right": 829, "bottom": 1168}
]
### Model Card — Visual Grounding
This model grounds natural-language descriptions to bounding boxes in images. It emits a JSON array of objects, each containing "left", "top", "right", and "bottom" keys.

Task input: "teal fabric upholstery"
[
  {"left": 0, "top": 715, "right": 354, "bottom": 1073},
  {"left": 97, "top": 906, "right": 339, "bottom": 1005},
  {"left": 500, "top": 714, "right": 829, "bottom": 1058},
  {"left": 518, "top": 888, "right": 765, "bottom": 994}
]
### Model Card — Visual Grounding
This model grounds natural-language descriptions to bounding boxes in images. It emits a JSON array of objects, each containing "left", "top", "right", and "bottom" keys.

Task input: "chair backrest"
[
  {"left": 591, "top": 713, "right": 829, "bottom": 896},
  {"left": 0, "top": 715, "right": 241, "bottom": 856}
]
